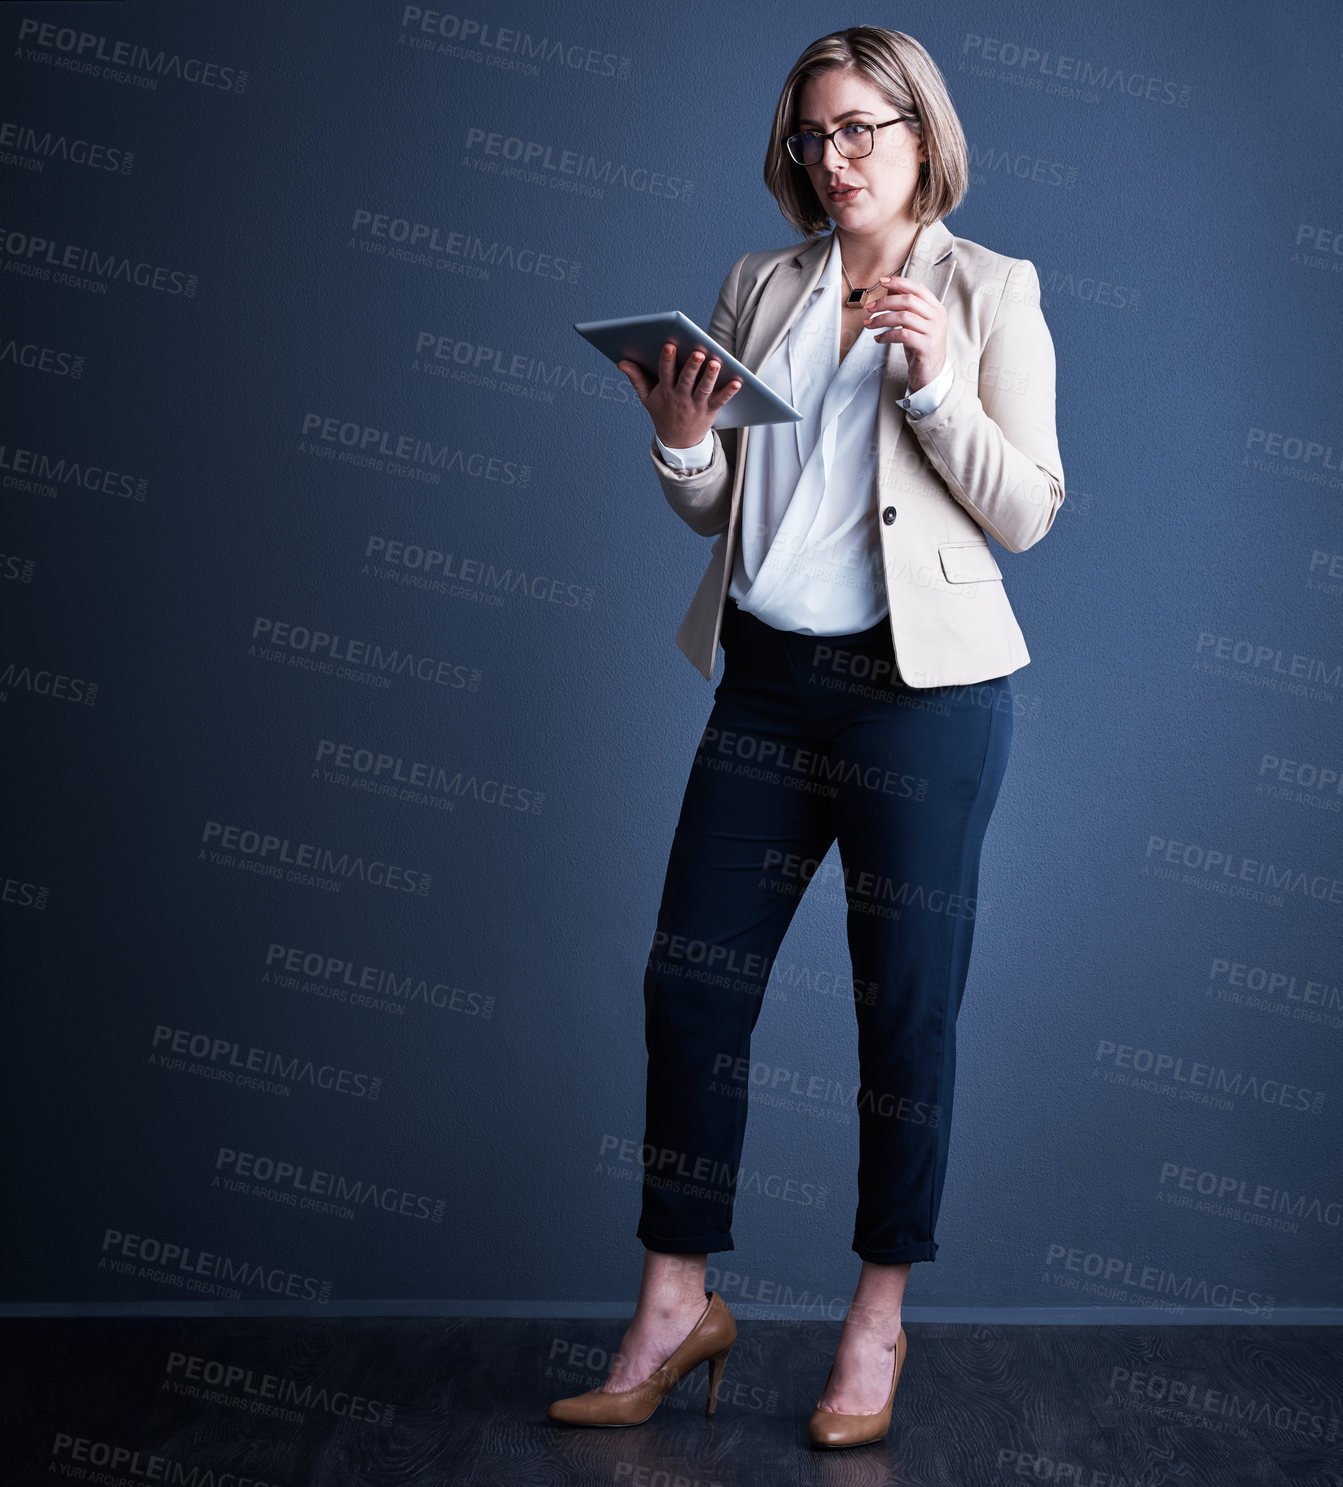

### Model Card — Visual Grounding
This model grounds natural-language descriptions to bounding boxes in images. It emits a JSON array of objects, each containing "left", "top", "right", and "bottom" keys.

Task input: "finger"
[
  {"left": 677, "top": 347, "right": 708, "bottom": 390},
  {"left": 868, "top": 290, "right": 935, "bottom": 316},
  {"left": 708, "top": 377, "right": 743, "bottom": 409},
  {"left": 658, "top": 341, "right": 684, "bottom": 387},
  {"left": 878, "top": 318, "right": 928, "bottom": 340},
  {"left": 884, "top": 291, "right": 936, "bottom": 322},
  {"left": 878, "top": 275, "right": 926, "bottom": 296},
  {"left": 876, "top": 317, "right": 922, "bottom": 343},
  {"left": 875, "top": 302, "right": 934, "bottom": 331},
  {"left": 617, "top": 360, "right": 651, "bottom": 399},
  {"left": 876, "top": 288, "right": 931, "bottom": 309},
  {"left": 693, "top": 357, "right": 724, "bottom": 398}
]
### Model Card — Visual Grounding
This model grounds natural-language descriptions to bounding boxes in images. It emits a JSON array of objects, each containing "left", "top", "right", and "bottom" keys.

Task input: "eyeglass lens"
[{"left": 791, "top": 125, "right": 872, "bottom": 165}]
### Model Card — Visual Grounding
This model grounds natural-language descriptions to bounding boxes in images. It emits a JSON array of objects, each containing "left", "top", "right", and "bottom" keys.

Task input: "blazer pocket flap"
[{"left": 939, "top": 541, "right": 1003, "bottom": 583}]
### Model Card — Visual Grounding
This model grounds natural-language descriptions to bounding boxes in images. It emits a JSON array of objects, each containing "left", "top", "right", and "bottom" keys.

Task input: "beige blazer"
[{"left": 647, "top": 216, "right": 1065, "bottom": 688}]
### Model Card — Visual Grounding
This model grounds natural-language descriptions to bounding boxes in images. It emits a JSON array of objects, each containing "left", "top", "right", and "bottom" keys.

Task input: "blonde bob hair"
[{"left": 764, "top": 27, "right": 968, "bottom": 237}]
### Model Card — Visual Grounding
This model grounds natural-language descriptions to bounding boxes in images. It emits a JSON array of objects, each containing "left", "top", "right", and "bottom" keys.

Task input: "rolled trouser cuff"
[
  {"left": 638, "top": 1225, "right": 734, "bottom": 1255},
  {"left": 853, "top": 1237, "right": 938, "bottom": 1264}
]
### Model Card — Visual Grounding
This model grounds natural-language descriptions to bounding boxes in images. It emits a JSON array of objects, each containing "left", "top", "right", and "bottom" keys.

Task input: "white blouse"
[{"left": 656, "top": 230, "right": 953, "bottom": 635}]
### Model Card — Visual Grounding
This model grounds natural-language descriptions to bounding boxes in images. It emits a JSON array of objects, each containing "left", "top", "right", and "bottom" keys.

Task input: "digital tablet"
[{"left": 573, "top": 311, "right": 802, "bottom": 430}]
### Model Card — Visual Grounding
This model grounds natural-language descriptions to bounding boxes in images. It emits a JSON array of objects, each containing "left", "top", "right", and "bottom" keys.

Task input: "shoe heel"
[{"left": 704, "top": 1344, "right": 733, "bottom": 1418}]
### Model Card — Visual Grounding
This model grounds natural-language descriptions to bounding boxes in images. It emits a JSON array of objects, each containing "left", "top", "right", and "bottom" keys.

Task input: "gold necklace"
[
  {"left": 839, "top": 260, "right": 890, "bottom": 310},
  {"left": 839, "top": 225, "right": 921, "bottom": 309}
]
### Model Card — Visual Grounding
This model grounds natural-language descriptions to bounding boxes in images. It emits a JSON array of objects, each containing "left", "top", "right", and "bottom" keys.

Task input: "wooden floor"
[{"left": 3, "top": 1316, "right": 1339, "bottom": 1484}]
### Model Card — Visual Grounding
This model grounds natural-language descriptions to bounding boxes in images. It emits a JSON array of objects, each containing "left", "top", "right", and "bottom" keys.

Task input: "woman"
[{"left": 547, "top": 26, "right": 1063, "bottom": 1449}]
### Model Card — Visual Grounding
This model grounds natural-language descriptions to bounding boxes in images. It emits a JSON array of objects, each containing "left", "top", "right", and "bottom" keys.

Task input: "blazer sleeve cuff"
[
  {"left": 647, "top": 434, "right": 732, "bottom": 536},
  {"left": 654, "top": 429, "right": 716, "bottom": 470},
  {"left": 898, "top": 359, "right": 954, "bottom": 418}
]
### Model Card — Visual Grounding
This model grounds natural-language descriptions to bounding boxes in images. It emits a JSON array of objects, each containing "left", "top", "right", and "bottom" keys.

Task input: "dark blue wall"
[{"left": 3, "top": 0, "right": 1340, "bottom": 1318}]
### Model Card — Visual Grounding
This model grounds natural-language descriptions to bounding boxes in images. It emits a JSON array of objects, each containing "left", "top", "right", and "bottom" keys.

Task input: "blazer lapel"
[
  {"left": 720, "top": 217, "right": 956, "bottom": 554},
  {"left": 737, "top": 218, "right": 956, "bottom": 378},
  {"left": 736, "top": 231, "right": 832, "bottom": 373},
  {"left": 877, "top": 217, "right": 956, "bottom": 465},
  {"left": 888, "top": 215, "right": 956, "bottom": 365}
]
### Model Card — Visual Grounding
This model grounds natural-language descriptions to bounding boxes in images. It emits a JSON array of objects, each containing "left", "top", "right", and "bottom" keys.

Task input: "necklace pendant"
[{"left": 844, "top": 286, "right": 867, "bottom": 308}]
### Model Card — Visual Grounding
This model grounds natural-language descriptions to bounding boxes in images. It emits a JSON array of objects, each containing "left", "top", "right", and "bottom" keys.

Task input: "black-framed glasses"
[{"left": 785, "top": 116, "right": 915, "bottom": 166}]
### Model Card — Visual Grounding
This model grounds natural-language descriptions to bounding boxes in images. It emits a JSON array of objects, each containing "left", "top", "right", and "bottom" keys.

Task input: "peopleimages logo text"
[
  {"left": 462, "top": 126, "right": 692, "bottom": 199},
  {"left": 0, "top": 225, "right": 197, "bottom": 295},
  {"left": 0, "top": 120, "right": 133, "bottom": 173},
  {"left": 0, "top": 438, "right": 148, "bottom": 500},
  {"left": 398, "top": 7, "right": 631, "bottom": 80},
  {"left": 300, "top": 410, "right": 530, "bottom": 486},
  {"left": 100, "top": 1228, "right": 329, "bottom": 1302},
  {"left": 151, "top": 1024, "right": 382, "bottom": 1101},
  {"left": 251, "top": 618, "right": 480, "bottom": 691},
  {"left": 201, "top": 820, "right": 432, "bottom": 896},
  {"left": 16, "top": 19, "right": 248, "bottom": 92}
]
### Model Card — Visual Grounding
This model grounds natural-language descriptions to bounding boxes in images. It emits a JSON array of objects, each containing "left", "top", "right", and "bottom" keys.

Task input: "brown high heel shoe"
[
  {"left": 545, "top": 1289, "right": 737, "bottom": 1427},
  {"left": 807, "top": 1327, "right": 907, "bottom": 1449}
]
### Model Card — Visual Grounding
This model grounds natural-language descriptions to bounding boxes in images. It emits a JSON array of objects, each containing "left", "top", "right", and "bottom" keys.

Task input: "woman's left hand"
[{"left": 863, "top": 275, "right": 947, "bottom": 394}]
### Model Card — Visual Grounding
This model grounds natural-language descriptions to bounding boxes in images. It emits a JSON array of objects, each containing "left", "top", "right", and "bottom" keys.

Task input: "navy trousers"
[{"left": 637, "top": 598, "right": 1014, "bottom": 1264}]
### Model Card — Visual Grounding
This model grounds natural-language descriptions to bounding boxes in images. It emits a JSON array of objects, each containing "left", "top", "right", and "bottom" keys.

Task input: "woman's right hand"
[{"left": 618, "top": 342, "right": 743, "bottom": 450}]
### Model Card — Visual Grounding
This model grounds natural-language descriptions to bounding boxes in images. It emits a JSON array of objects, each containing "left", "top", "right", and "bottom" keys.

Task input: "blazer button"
[{"left": 882, "top": 506, "right": 897, "bottom": 525}]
